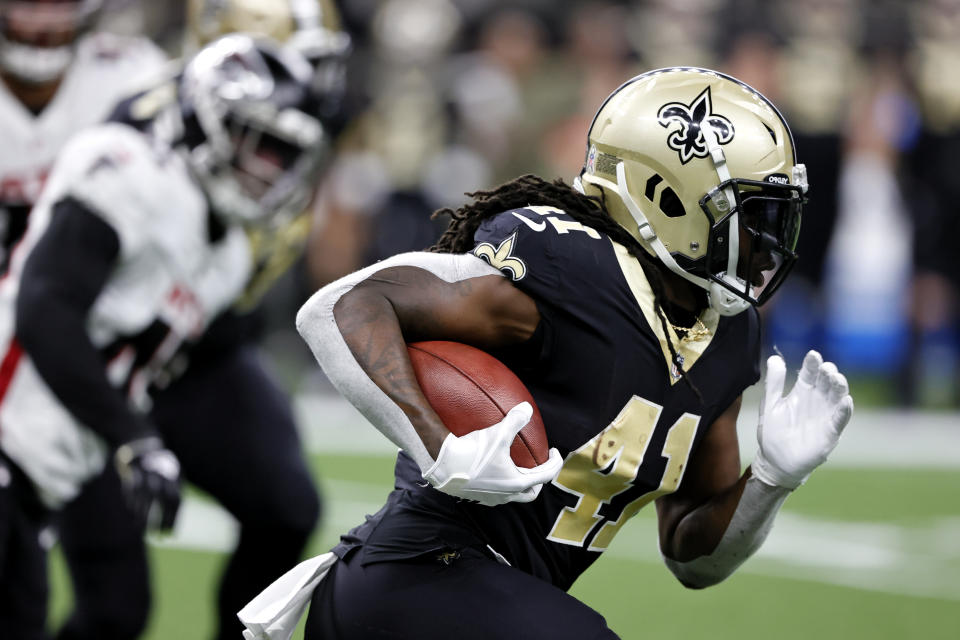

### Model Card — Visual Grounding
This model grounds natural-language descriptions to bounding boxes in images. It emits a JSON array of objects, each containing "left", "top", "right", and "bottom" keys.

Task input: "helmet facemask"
[
  {"left": 181, "top": 34, "right": 327, "bottom": 225},
  {"left": 699, "top": 176, "right": 804, "bottom": 310}
]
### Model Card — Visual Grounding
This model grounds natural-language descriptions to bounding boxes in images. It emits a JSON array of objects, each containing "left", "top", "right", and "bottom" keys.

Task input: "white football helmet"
[
  {"left": 178, "top": 33, "right": 326, "bottom": 224},
  {"left": 577, "top": 67, "right": 807, "bottom": 316},
  {"left": 0, "top": 0, "right": 101, "bottom": 83},
  {"left": 186, "top": 0, "right": 350, "bottom": 116}
]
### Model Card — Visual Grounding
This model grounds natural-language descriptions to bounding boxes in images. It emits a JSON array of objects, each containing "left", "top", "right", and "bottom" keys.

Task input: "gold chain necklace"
[{"left": 669, "top": 317, "right": 712, "bottom": 342}]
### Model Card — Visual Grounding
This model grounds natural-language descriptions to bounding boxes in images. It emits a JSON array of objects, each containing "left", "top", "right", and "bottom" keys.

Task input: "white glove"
[
  {"left": 423, "top": 402, "right": 564, "bottom": 506},
  {"left": 753, "top": 350, "right": 854, "bottom": 489}
]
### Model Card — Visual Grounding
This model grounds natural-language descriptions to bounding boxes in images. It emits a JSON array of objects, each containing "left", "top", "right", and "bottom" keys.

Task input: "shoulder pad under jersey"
[
  {"left": 45, "top": 123, "right": 205, "bottom": 258},
  {"left": 75, "top": 32, "right": 169, "bottom": 79},
  {"left": 473, "top": 205, "right": 612, "bottom": 303}
]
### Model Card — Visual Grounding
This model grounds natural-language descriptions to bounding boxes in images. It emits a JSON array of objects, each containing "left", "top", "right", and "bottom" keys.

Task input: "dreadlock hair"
[{"left": 430, "top": 174, "right": 703, "bottom": 400}]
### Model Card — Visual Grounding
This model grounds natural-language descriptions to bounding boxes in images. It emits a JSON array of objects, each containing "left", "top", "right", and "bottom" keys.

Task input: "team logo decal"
[
  {"left": 474, "top": 232, "right": 527, "bottom": 281},
  {"left": 657, "top": 87, "right": 734, "bottom": 164},
  {"left": 670, "top": 353, "right": 685, "bottom": 381},
  {"left": 586, "top": 144, "right": 598, "bottom": 174}
]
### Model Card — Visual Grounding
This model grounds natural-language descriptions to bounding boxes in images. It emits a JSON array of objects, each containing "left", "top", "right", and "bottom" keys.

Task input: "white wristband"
[{"left": 662, "top": 476, "right": 789, "bottom": 588}]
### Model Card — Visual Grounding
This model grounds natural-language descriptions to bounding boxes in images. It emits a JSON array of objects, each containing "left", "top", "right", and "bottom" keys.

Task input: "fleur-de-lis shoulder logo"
[
  {"left": 474, "top": 232, "right": 527, "bottom": 281},
  {"left": 657, "top": 87, "right": 734, "bottom": 164}
]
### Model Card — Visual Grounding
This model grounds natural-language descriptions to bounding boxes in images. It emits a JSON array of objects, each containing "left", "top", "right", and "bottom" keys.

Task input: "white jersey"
[
  {"left": 0, "top": 32, "right": 167, "bottom": 259},
  {"left": 0, "top": 123, "right": 252, "bottom": 508}
]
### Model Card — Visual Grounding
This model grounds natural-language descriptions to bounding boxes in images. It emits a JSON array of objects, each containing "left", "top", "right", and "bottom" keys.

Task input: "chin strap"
[
  {"left": 572, "top": 174, "right": 585, "bottom": 194},
  {"left": 612, "top": 162, "right": 750, "bottom": 316}
]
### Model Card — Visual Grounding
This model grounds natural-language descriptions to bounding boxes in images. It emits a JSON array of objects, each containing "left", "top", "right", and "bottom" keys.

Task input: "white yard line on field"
[
  {"left": 602, "top": 511, "right": 960, "bottom": 602},
  {"left": 150, "top": 479, "right": 960, "bottom": 603},
  {"left": 149, "top": 394, "right": 960, "bottom": 603}
]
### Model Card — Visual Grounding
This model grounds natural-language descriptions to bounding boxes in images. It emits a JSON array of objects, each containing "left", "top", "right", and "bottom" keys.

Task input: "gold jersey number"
[{"left": 547, "top": 396, "right": 700, "bottom": 552}]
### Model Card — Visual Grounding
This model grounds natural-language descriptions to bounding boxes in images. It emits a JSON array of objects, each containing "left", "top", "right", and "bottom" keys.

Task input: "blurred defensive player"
[
  {"left": 0, "top": 5, "right": 165, "bottom": 632},
  {"left": 0, "top": 0, "right": 168, "bottom": 268},
  {"left": 0, "top": 34, "right": 327, "bottom": 640},
  {"left": 241, "top": 68, "right": 854, "bottom": 640},
  {"left": 52, "top": 3, "right": 350, "bottom": 640}
]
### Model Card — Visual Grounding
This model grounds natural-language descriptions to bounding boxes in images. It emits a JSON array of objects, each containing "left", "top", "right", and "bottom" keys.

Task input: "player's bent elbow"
[
  {"left": 296, "top": 278, "right": 356, "bottom": 349},
  {"left": 662, "top": 556, "right": 732, "bottom": 590},
  {"left": 296, "top": 275, "right": 383, "bottom": 343},
  {"left": 295, "top": 285, "right": 334, "bottom": 339},
  {"left": 676, "top": 573, "right": 726, "bottom": 590}
]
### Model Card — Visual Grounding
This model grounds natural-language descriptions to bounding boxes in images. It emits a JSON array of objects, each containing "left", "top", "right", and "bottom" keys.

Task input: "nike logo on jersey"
[
  {"left": 512, "top": 208, "right": 602, "bottom": 239},
  {"left": 511, "top": 211, "right": 546, "bottom": 232}
]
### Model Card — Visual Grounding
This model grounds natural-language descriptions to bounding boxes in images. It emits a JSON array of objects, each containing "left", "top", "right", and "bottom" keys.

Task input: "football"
[{"left": 406, "top": 341, "right": 549, "bottom": 468}]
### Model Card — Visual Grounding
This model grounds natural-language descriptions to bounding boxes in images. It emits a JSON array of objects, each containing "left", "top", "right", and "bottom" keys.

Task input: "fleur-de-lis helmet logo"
[{"left": 657, "top": 87, "right": 735, "bottom": 164}]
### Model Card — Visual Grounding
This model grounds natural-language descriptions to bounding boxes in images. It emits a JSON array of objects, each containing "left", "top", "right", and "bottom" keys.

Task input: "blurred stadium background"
[{"left": 48, "top": 0, "right": 960, "bottom": 637}]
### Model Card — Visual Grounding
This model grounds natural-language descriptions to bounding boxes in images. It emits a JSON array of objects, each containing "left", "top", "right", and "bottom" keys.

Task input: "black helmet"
[{"left": 179, "top": 33, "right": 327, "bottom": 224}]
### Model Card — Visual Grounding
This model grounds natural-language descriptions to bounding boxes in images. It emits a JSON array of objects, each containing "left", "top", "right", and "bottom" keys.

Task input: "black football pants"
[
  {"left": 305, "top": 547, "right": 620, "bottom": 640},
  {"left": 0, "top": 452, "right": 50, "bottom": 640},
  {"left": 55, "top": 344, "right": 321, "bottom": 640}
]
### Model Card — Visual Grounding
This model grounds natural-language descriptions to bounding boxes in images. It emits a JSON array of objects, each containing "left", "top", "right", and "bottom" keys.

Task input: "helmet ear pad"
[{"left": 580, "top": 155, "right": 711, "bottom": 266}]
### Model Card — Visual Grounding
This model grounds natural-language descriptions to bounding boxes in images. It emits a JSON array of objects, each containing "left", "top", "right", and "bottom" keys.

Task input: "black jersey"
[{"left": 336, "top": 206, "right": 761, "bottom": 591}]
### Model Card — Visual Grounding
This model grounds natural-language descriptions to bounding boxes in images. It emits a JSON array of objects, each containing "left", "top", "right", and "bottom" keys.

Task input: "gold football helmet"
[
  {"left": 186, "top": 0, "right": 350, "bottom": 103},
  {"left": 187, "top": 0, "right": 346, "bottom": 50},
  {"left": 577, "top": 67, "right": 807, "bottom": 316}
]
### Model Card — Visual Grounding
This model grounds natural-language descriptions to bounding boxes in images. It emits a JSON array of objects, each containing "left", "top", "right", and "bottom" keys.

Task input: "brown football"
[{"left": 407, "top": 341, "right": 549, "bottom": 468}]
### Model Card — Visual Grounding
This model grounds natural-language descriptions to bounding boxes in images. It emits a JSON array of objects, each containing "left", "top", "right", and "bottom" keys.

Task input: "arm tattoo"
[{"left": 333, "top": 273, "right": 449, "bottom": 454}]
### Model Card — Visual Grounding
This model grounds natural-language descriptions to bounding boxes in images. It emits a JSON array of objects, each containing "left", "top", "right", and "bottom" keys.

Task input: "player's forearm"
[
  {"left": 296, "top": 270, "right": 437, "bottom": 470},
  {"left": 332, "top": 283, "right": 449, "bottom": 458},
  {"left": 664, "top": 351, "right": 852, "bottom": 589},
  {"left": 661, "top": 472, "right": 750, "bottom": 562},
  {"left": 16, "top": 202, "right": 153, "bottom": 446},
  {"left": 296, "top": 252, "right": 497, "bottom": 471},
  {"left": 18, "top": 291, "right": 153, "bottom": 446},
  {"left": 662, "top": 472, "right": 789, "bottom": 588}
]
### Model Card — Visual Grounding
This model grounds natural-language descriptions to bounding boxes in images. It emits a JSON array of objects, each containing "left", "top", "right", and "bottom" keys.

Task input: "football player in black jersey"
[{"left": 241, "top": 67, "right": 854, "bottom": 640}]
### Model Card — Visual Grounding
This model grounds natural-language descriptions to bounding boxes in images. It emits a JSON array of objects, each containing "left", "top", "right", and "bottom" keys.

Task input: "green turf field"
[{"left": 47, "top": 449, "right": 960, "bottom": 640}]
